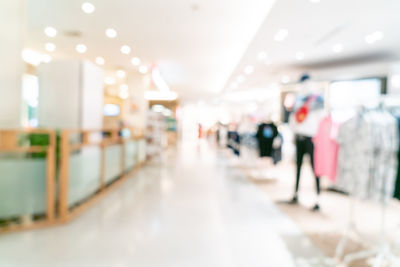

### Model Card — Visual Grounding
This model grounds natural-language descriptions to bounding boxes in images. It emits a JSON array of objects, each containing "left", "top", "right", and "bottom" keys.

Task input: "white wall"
[
  {"left": 0, "top": 0, "right": 24, "bottom": 128},
  {"left": 38, "top": 60, "right": 104, "bottom": 129}
]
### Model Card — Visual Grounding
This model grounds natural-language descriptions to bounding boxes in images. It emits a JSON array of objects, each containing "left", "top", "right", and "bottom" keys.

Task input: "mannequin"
[{"left": 287, "top": 74, "right": 325, "bottom": 211}]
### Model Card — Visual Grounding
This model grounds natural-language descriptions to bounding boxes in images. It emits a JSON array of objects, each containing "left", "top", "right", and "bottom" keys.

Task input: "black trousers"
[{"left": 295, "top": 135, "right": 320, "bottom": 195}]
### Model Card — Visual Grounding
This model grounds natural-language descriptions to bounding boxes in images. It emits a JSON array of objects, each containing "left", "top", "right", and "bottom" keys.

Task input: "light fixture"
[
  {"left": 236, "top": 75, "right": 245, "bottom": 83},
  {"left": 95, "top": 57, "right": 105, "bottom": 65},
  {"left": 116, "top": 69, "right": 126, "bottom": 78},
  {"left": 41, "top": 54, "right": 52, "bottom": 63},
  {"left": 365, "top": 31, "right": 384, "bottom": 45},
  {"left": 296, "top": 52, "right": 305, "bottom": 60},
  {"left": 120, "top": 45, "right": 131, "bottom": 55},
  {"left": 21, "top": 49, "right": 42, "bottom": 66},
  {"left": 104, "top": 76, "right": 116, "bottom": 85},
  {"left": 131, "top": 57, "right": 141, "bottom": 66},
  {"left": 119, "top": 91, "right": 129, "bottom": 100},
  {"left": 274, "top": 29, "right": 288, "bottom": 42},
  {"left": 144, "top": 91, "right": 178, "bottom": 101},
  {"left": 281, "top": 75, "right": 291, "bottom": 84},
  {"left": 81, "top": 2, "right": 95, "bottom": 14},
  {"left": 309, "top": 0, "right": 320, "bottom": 3},
  {"left": 44, "top": 27, "right": 57, "bottom": 38},
  {"left": 139, "top": 65, "right": 148, "bottom": 74},
  {"left": 244, "top": 65, "right": 254, "bottom": 75},
  {"left": 105, "top": 28, "right": 117, "bottom": 38},
  {"left": 75, "top": 44, "right": 87, "bottom": 54},
  {"left": 332, "top": 43, "right": 343, "bottom": 53},
  {"left": 45, "top": 42, "right": 56, "bottom": 52},
  {"left": 257, "top": 51, "right": 267, "bottom": 61}
]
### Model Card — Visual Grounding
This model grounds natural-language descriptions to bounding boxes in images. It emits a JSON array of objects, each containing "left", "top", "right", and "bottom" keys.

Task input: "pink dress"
[{"left": 313, "top": 115, "right": 340, "bottom": 182}]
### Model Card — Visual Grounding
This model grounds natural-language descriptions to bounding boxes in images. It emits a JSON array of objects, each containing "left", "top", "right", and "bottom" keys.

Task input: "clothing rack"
[{"left": 334, "top": 100, "right": 400, "bottom": 266}]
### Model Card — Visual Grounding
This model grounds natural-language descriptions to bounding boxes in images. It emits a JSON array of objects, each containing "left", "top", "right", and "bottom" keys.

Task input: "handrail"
[
  {"left": 0, "top": 129, "right": 56, "bottom": 223},
  {"left": 0, "top": 127, "right": 146, "bottom": 233}
]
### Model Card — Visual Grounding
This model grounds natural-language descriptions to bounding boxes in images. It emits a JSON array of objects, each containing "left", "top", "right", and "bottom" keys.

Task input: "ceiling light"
[
  {"left": 95, "top": 57, "right": 105, "bottom": 65},
  {"left": 332, "top": 43, "right": 343, "bottom": 53},
  {"left": 244, "top": 65, "right": 254, "bottom": 75},
  {"left": 236, "top": 75, "right": 245, "bottom": 83},
  {"left": 81, "top": 2, "right": 95, "bottom": 14},
  {"left": 75, "top": 44, "right": 87, "bottom": 54},
  {"left": 44, "top": 27, "right": 57, "bottom": 38},
  {"left": 21, "top": 49, "right": 42, "bottom": 66},
  {"left": 45, "top": 42, "right": 56, "bottom": 52},
  {"left": 120, "top": 45, "right": 131, "bottom": 55},
  {"left": 139, "top": 65, "right": 148, "bottom": 74},
  {"left": 365, "top": 31, "right": 384, "bottom": 44},
  {"left": 281, "top": 75, "right": 291, "bottom": 84},
  {"left": 131, "top": 57, "right": 141, "bottom": 66},
  {"left": 116, "top": 69, "right": 126, "bottom": 78},
  {"left": 274, "top": 29, "right": 288, "bottom": 42},
  {"left": 257, "top": 51, "right": 267, "bottom": 61},
  {"left": 309, "top": 0, "right": 320, "bottom": 3},
  {"left": 105, "top": 28, "right": 117, "bottom": 38},
  {"left": 41, "top": 54, "right": 52, "bottom": 63},
  {"left": 296, "top": 52, "right": 305, "bottom": 60},
  {"left": 104, "top": 76, "right": 116, "bottom": 85}
]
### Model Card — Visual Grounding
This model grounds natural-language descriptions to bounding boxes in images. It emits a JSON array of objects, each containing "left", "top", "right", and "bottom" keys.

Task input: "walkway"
[{"left": 0, "top": 140, "right": 330, "bottom": 267}]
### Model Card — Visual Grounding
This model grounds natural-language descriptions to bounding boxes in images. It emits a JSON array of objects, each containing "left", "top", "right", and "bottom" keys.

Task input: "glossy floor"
[{"left": 0, "top": 141, "right": 333, "bottom": 267}]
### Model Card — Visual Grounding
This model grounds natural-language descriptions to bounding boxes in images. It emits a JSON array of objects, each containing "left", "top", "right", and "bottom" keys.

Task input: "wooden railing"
[
  {"left": 0, "top": 127, "right": 146, "bottom": 233},
  {"left": 0, "top": 129, "right": 56, "bottom": 230}
]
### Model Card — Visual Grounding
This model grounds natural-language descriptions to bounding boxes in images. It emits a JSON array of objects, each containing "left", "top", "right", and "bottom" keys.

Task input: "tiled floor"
[{"left": 0, "top": 140, "right": 333, "bottom": 267}]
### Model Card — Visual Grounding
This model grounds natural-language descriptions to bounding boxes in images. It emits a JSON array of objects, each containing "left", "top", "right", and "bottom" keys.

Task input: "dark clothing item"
[
  {"left": 295, "top": 135, "right": 320, "bottom": 195},
  {"left": 272, "top": 133, "right": 283, "bottom": 165},
  {"left": 394, "top": 117, "right": 400, "bottom": 200},
  {"left": 256, "top": 123, "right": 278, "bottom": 157},
  {"left": 227, "top": 131, "right": 240, "bottom": 156}
]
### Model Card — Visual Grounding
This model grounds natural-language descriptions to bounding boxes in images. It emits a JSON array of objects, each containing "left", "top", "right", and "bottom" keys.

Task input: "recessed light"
[
  {"left": 44, "top": 27, "right": 57, "bottom": 38},
  {"left": 244, "top": 65, "right": 254, "bottom": 75},
  {"left": 104, "top": 76, "right": 116, "bottom": 85},
  {"left": 139, "top": 65, "right": 148, "bottom": 74},
  {"left": 81, "top": 2, "right": 95, "bottom": 14},
  {"left": 332, "top": 43, "right": 343, "bottom": 53},
  {"left": 95, "top": 57, "right": 105, "bottom": 65},
  {"left": 131, "top": 57, "right": 141, "bottom": 66},
  {"left": 236, "top": 75, "right": 245, "bottom": 83},
  {"left": 120, "top": 45, "right": 131, "bottom": 54},
  {"left": 41, "top": 54, "right": 52, "bottom": 63},
  {"left": 119, "top": 91, "right": 129, "bottom": 100},
  {"left": 274, "top": 29, "right": 288, "bottom": 42},
  {"left": 365, "top": 31, "right": 384, "bottom": 44},
  {"left": 257, "top": 51, "right": 267, "bottom": 61},
  {"left": 296, "top": 52, "right": 305, "bottom": 60},
  {"left": 45, "top": 42, "right": 56, "bottom": 52},
  {"left": 116, "top": 69, "right": 126, "bottom": 78},
  {"left": 309, "top": 0, "right": 320, "bottom": 3},
  {"left": 281, "top": 75, "right": 291, "bottom": 84},
  {"left": 105, "top": 28, "right": 117, "bottom": 38},
  {"left": 75, "top": 44, "right": 87, "bottom": 54}
]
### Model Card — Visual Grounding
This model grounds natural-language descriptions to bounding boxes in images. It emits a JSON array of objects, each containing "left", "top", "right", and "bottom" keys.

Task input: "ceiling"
[
  {"left": 25, "top": 0, "right": 276, "bottom": 100},
  {"left": 225, "top": 0, "right": 400, "bottom": 93}
]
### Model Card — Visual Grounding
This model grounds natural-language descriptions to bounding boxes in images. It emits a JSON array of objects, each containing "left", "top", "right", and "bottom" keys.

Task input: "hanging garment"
[
  {"left": 294, "top": 135, "right": 320, "bottom": 195},
  {"left": 313, "top": 115, "right": 340, "bottom": 182},
  {"left": 272, "top": 133, "right": 283, "bottom": 165},
  {"left": 256, "top": 123, "right": 278, "bottom": 157},
  {"left": 227, "top": 131, "right": 240, "bottom": 156},
  {"left": 364, "top": 110, "right": 399, "bottom": 202},
  {"left": 336, "top": 113, "right": 373, "bottom": 198}
]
